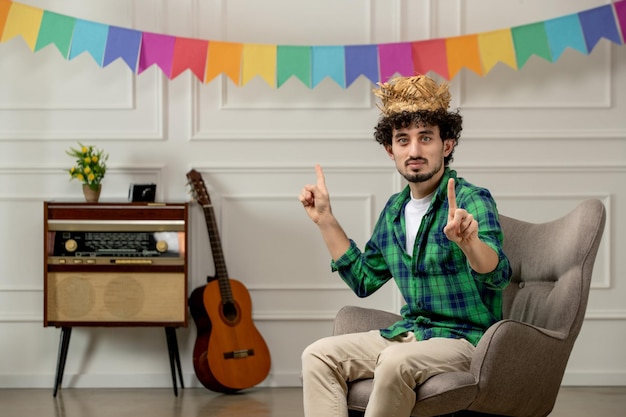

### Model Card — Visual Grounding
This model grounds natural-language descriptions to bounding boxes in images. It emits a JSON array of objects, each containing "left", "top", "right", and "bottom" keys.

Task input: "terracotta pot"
[{"left": 82, "top": 184, "right": 102, "bottom": 202}]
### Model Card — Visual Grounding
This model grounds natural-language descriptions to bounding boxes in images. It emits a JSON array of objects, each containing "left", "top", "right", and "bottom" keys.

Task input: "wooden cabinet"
[{"left": 43, "top": 201, "right": 189, "bottom": 395}]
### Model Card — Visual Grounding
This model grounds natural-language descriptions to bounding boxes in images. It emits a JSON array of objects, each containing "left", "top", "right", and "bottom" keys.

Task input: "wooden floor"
[{"left": 0, "top": 386, "right": 625, "bottom": 417}]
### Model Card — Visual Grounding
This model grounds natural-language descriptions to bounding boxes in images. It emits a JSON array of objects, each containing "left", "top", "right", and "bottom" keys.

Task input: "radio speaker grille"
[{"left": 47, "top": 272, "right": 186, "bottom": 324}]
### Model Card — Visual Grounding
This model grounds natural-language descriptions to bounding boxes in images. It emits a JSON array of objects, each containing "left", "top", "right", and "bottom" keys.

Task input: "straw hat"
[{"left": 373, "top": 75, "right": 451, "bottom": 116}]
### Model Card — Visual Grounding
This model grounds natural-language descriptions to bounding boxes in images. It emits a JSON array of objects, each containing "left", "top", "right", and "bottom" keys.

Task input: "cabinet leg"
[
  {"left": 53, "top": 327, "right": 72, "bottom": 397},
  {"left": 165, "top": 327, "right": 184, "bottom": 396}
]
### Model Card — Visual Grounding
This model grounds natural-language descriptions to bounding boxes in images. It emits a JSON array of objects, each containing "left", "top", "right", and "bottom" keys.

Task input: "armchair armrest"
[{"left": 468, "top": 319, "right": 570, "bottom": 416}]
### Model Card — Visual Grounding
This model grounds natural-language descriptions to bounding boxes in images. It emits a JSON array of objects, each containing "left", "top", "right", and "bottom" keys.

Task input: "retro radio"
[{"left": 43, "top": 202, "right": 188, "bottom": 327}]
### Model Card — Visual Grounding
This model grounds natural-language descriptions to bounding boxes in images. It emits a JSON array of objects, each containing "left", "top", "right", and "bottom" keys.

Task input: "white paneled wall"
[{"left": 0, "top": 0, "right": 625, "bottom": 389}]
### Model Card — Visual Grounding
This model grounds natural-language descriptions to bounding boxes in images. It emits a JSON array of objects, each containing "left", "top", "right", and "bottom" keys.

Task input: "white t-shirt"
[{"left": 405, "top": 191, "right": 434, "bottom": 256}]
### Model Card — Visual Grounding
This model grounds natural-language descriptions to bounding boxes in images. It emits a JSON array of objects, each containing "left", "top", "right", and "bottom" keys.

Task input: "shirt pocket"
[{"left": 421, "top": 237, "right": 466, "bottom": 275}]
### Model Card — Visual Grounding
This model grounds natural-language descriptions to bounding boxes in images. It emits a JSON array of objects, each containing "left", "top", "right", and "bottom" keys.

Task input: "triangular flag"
[
  {"left": 0, "top": 0, "right": 14, "bottom": 39},
  {"left": 478, "top": 29, "right": 517, "bottom": 73},
  {"left": 1, "top": 2, "right": 44, "bottom": 51},
  {"left": 34, "top": 11, "right": 75, "bottom": 58},
  {"left": 378, "top": 42, "right": 414, "bottom": 82},
  {"left": 616, "top": 1, "right": 626, "bottom": 43},
  {"left": 68, "top": 19, "right": 108, "bottom": 66},
  {"left": 411, "top": 39, "right": 449, "bottom": 80},
  {"left": 544, "top": 14, "right": 587, "bottom": 59},
  {"left": 277, "top": 45, "right": 311, "bottom": 88},
  {"left": 311, "top": 46, "right": 345, "bottom": 88},
  {"left": 103, "top": 26, "right": 142, "bottom": 71},
  {"left": 242, "top": 43, "right": 277, "bottom": 87},
  {"left": 344, "top": 44, "right": 379, "bottom": 87},
  {"left": 579, "top": 5, "right": 622, "bottom": 51},
  {"left": 138, "top": 32, "right": 176, "bottom": 76},
  {"left": 171, "top": 37, "right": 209, "bottom": 80},
  {"left": 511, "top": 22, "right": 552, "bottom": 68},
  {"left": 446, "top": 34, "right": 483, "bottom": 78},
  {"left": 205, "top": 41, "right": 243, "bottom": 85}
]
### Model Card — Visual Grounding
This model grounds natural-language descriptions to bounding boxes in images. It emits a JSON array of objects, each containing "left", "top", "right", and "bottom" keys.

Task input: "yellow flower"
[{"left": 67, "top": 142, "right": 108, "bottom": 187}]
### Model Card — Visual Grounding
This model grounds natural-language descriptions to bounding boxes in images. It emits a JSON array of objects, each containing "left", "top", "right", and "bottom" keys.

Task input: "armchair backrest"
[{"left": 499, "top": 199, "right": 606, "bottom": 339}]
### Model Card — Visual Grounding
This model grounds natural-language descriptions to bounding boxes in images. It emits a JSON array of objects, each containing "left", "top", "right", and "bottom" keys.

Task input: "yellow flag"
[
  {"left": 241, "top": 44, "right": 277, "bottom": 87},
  {"left": 478, "top": 29, "right": 517, "bottom": 74},
  {"left": 1, "top": 2, "right": 44, "bottom": 51}
]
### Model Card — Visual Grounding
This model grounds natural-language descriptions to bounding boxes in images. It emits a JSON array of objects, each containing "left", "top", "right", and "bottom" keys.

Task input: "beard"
[{"left": 400, "top": 158, "right": 443, "bottom": 183}]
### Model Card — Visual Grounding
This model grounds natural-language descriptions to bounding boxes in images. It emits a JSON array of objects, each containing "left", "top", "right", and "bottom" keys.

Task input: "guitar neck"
[{"left": 202, "top": 204, "right": 233, "bottom": 302}]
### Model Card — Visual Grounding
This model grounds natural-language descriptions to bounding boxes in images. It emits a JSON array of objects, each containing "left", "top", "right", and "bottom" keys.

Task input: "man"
[{"left": 298, "top": 75, "right": 512, "bottom": 417}]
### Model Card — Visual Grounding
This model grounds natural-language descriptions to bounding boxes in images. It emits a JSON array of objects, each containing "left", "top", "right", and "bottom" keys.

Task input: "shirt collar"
[{"left": 388, "top": 167, "right": 457, "bottom": 218}]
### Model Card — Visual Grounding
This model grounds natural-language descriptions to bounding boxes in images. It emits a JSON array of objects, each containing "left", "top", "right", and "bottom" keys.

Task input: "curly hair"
[{"left": 373, "top": 109, "right": 463, "bottom": 166}]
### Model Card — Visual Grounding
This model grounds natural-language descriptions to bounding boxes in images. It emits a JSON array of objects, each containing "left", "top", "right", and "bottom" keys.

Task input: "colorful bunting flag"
[
  {"left": 34, "top": 11, "right": 75, "bottom": 57},
  {"left": 277, "top": 45, "right": 311, "bottom": 88},
  {"left": 242, "top": 43, "right": 277, "bottom": 87},
  {"left": 69, "top": 19, "right": 108, "bottom": 65},
  {"left": 378, "top": 42, "right": 414, "bottom": 82},
  {"left": 544, "top": 14, "right": 588, "bottom": 60},
  {"left": 344, "top": 44, "right": 379, "bottom": 86},
  {"left": 103, "top": 26, "right": 142, "bottom": 71},
  {"left": 616, "top": 0, "right": 626, "bottom": 42},
  {"left": 511, "top": 22, "right": 552, "bottom": 68},
  {"left": 446, "top": 35, "right": 482, "bottom": 78},
  {"left": 171, "top": 37, "right": 209, "bottom": 80},
  {"left": 311, "top": 46, "right": 345, "bottom": 88},
  {"left": 1, "top": 2, "right": 43, "bottom": 51},
  {"left": 579, "top": 5, "right": 623, "bottom": 51},
  {"left": 411, "top": 39, "right": 448, "bottom": 80},
  {"left": 1, "top": 1, "right": 625, "bottom": 87},
  {"left": 478, "top": 29, "right": 517, "bottom": 73},
  {"left": 0, "top": 0, "right": 11, "bottom": 36},
  {"left": 205, "top": 41, "right": 243, "bottom": 85},
  {"left": 138, "top": 32, "right": 176, "bottom": 75}
]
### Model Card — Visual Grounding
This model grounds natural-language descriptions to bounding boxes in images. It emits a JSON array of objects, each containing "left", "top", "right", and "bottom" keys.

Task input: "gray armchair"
[{"left": 333, "top": 199, "right": 606, "bottom": 417}]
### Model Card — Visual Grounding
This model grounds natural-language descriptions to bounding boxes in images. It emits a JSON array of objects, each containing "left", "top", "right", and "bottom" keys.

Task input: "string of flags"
[{"left": 1, "top": 0, "right": 625, "bottom": 88}]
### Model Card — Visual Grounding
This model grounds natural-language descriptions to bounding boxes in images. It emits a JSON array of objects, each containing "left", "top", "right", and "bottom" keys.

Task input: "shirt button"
[{"left": 519, "top": 282, "right": 525, "bottom": 289}]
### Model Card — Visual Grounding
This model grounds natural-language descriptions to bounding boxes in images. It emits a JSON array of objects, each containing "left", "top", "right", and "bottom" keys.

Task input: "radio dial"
[
  {"left": 65, "top": 239, "right": 78, "bottom": 252},
  {"left": 156, "top": 240, "right": 168, "bottom": 253}
]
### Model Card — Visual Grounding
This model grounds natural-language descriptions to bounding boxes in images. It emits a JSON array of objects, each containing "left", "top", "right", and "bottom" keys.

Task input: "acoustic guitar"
[{"left": 186, "top": 169, "right": 271, "bottom": 393}]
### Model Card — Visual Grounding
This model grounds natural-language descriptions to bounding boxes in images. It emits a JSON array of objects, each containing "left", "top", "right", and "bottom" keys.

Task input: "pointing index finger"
[
  {"left": 315, "top": 164, "right": 326, "bottom": 189},
  {"left": 447, "top": 178, "right": 457, "bottom": 214}
]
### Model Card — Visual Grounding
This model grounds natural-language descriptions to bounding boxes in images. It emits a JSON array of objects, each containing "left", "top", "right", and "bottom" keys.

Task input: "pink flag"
[{"left": 138, "top": 32, "right": 176, "bottom": 76}]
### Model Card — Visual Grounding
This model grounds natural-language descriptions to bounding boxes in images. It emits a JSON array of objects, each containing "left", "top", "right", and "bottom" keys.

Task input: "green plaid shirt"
[{"left": 331, "top": 168, "right": 511, "bottom": 346}]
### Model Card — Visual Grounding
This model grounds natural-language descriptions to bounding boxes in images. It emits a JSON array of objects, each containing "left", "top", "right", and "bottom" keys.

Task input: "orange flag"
[
  {"left": 0, "top": 0, "right": 12, "bottom": 37},
  {"left": 205, "top": 41, "right": 243, "bottom": 85},
  {"left": 241, "top": 43, "right": 277, "bottom": 87},
  {"left": 478, "top": 29, "right": 517, "bottom": 73},
  {"left": 446, "top": 34, "right": 483, "bottom": 79}
]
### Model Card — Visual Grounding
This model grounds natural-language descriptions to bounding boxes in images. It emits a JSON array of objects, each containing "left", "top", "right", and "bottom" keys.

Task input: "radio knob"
[
  {"left": 156, "top": 240, "right": 168, "bottom": 253},
  {"left": 65, "top": 239, "right": 78, "bottom": 252}
]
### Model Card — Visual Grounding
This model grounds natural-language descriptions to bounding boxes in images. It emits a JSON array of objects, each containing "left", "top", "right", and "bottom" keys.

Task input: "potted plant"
[{"left": 67, "top": 142, "right": 109, "bottom": 202}]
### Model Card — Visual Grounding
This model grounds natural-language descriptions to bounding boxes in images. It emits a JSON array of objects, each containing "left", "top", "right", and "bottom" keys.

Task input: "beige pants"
[{"left": 301, "top": 330, "right": 475, "bottom": 417}]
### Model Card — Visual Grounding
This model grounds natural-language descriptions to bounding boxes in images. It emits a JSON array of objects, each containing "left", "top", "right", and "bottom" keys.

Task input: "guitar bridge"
[{"left": 224, "top": 349, "right": 255, "bottom": 359}]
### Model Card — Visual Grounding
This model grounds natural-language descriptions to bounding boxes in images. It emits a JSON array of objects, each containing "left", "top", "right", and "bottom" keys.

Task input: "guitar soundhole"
[{"left": 221, "top": 301, "right": 240, "bottom": 325}]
